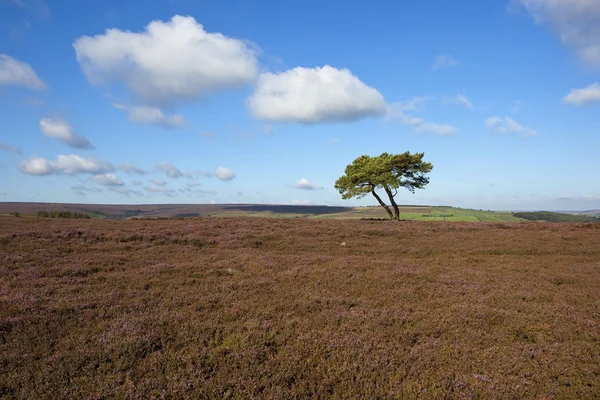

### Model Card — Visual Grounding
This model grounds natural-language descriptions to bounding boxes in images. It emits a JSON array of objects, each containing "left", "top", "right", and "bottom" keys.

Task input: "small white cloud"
[
  {"left": 430, "top": 54, "right": 458, "bottom": 71},
  {"left": 0, "top": 54, "right": 46, "bottom": 89},
  {"left": 215, "top": 166, "right": 235, "bottom": 181},
  {"left": 563, "top": 82, "right": 600, "bottom": 105},
  {"left": 90, "top": 173, "right": 124, "bottom": 186},
  {"left": 114, "top": 162, "right": 146, "bottom": 175},
  {"left": 291, "top": 200, "right": 314, "bottom": 205},
  {"left": 200, "top": 130, "right": 215, "bottom": 138},
  {"left": 485, "top": 116, "right": 538, "bottom": 137},
  {"left": 18, "top": 154, "right": 113, "bottom": 176},
  {"left": 156, "top": 162, "right": 185, "bottom": 179},
  {"left": 415, "top": 123, "right": 457, "bottom": 136},
  {"left": 151, "top": 179, "right": 167, "bottom": 186},
  {"left": 73, "top": 15, "right": 258, "bottom": 105},
  {"left": 293, "top": 178, "right": 324, "bottom": 191},
  {"left": 39, "top": 118, "right": 93, "bottom": 148},
  {"left": 0, "top": 141, "right": 23, "bottom": 155},
  {"left": 186, "top": 181, "right": 201, "bottom": 188},
  {"left": 114, "top": 104, "right": 185, "bottom": 129},
  {"left": 249, "top": 65, "right": 387, "bottom": 123},
  {"left": 17, "top": 156, "right": 54, "bottom": 175}
]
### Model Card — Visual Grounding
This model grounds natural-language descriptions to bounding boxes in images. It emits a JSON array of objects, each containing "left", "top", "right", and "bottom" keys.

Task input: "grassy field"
[{"left": 1, "top": 216, "right": 599, "bottom": 398}]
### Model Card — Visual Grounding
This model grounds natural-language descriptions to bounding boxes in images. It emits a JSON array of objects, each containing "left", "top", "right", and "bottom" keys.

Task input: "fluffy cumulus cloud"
[
  {"left": 73, "top": 15, "right": 258, "bottom": 106},
  {"left": 515, "top": 0, "right": 600, "bottom": 69},
  {"left": 563, "top": 82, "right": 600, "bottom": 105},
  {"left": 90, "top": 173, "right": 124, "bottom": 186},
  {"left": 0, "top": 141, "right": 22, "bottom": 155},
  {"left": 430, "top": 54, "right": 459, "bottom": 71},
  {"left": 113, "top": 104, "right": 185, "bottom": 129},
  {"left": 215, "top": 167, "right": 235, "bottom": 181},
  {"left": 293, "top": 178, "right": 324, "bottom": 190},
  {"left": 249, "top": 65, "right": 387, "bottom": 123},
  {"left": 0, "top": 54, "right": 46, "bottom": 89},
  {"left": 18, "top": 154, "right": 113, "bottom": 176},
  {"left": 485, "top": 116, "right": 538, "bottom": 137},
  {"left": 39, "top": 118, "right": 93, "bottom": 148}
]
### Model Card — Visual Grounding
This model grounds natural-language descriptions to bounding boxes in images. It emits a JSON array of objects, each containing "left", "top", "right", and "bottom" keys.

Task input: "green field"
[{"left": 313, "top": 206, "right": 525, "bottom": 222}]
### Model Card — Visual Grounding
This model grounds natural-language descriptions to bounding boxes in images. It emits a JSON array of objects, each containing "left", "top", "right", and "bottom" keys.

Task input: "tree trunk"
[
  {"left": 371, "top": 189, "right": 394, "bottom": 220},
  {"left": 384, "top": 186, "right": 400, "bottom": 220}
]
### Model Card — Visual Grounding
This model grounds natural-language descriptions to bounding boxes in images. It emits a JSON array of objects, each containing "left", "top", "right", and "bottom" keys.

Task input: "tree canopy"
[{"left": 334, "top": 152, "right": 433, "bottom": 220}]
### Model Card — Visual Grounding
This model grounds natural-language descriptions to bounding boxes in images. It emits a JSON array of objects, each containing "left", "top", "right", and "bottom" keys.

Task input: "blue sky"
[{"left": 1, "top": 0, "right": 599, "bottom": 210}]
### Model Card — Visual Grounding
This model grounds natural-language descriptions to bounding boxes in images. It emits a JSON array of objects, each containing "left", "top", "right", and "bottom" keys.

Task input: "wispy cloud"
[
  {"left": 39, "top": 118, "right": 93, "bottom": 149},
  {"left": 485, "top": 116, "right": 538, "bottom": 137},
  {"left": 430, "top": 54, "right": 459, "bottom": 71},
  {"left": 0, "top": 54, "right": 47, "bottom": 89}
]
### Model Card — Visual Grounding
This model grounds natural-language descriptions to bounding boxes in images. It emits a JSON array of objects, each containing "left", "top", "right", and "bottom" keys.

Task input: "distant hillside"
[{"left": 512, "top": 211, "right": 600, "bottom": 223}]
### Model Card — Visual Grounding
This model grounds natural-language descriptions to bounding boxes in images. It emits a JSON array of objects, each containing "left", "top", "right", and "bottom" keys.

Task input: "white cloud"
[
  {"left": 113, "top": 104, "right": 185, "bottom": 129},
  {"left": 445, "top": 94, "right": 474, "bottom": 109},
  {"left": 430, "top": 54, "right": 459, "bottom": 71},
  {"left": 114, "top": 162, "right": 146, "bottom": 175},
  {"left": 249, "top": 65, "right": 387, "bottom": 123},
  {"left": 415, "top": 123, "right": 457, "bottom": 136},
  {"left": 151, "top": 179, "right": 167, "bottom": 186},
  {"left": 485, "top": 116, "right": 538, "bottom": 137},
  {"left": 563, "top": 82, "right": 600, "bottom": 105},
  {"left": 18, "top": 154, "right": 113, "bottom": 176},
  {"left": 90, "top": 173, "right": 124, "bottom": 186},
  {"left": 384, "top": 98, "right": 429, "bottom": 125},
  {"left": 215, "top": 166, "right": 235, "bottom": 181},
  {"left": 186, "top": 181, "right": 201, "bottom": 188},
  {"left": 0, "top": 141, "right": 22, "bottom": 155},
  {"left": 0, "top": 54, "right": 46, "bottom": 90},
  {"left": 17, "top": 156, "right": 53, "bottom": 176},
  {"left": 73, "top": 15, "right": 258, "bottom": 105},
  {"left": 156, "top": 162, "right": 185, "bottom": 179},
  {"left": 200, "top": 130, "right": 215, "bottom": 138},
  {"left": 291, "top": 200, "right": 315, "bottom": 205},
  {"left": 39, "top": 118, "right": 93, "bottom": 148},
  {"left": 515, "top": 0, "right": 600, "bottom": 69},
  {"left": 294, "top": 178, "right": 324, "bottom": 191}
]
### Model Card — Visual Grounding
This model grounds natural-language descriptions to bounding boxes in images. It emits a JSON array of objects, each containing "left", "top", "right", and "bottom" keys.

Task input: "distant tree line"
[
  {"left": 512, "top": 211, "right": 599, "bottom": 223},
  {"left": 37, "top": 211, "right": 91, "bottom": 219}
]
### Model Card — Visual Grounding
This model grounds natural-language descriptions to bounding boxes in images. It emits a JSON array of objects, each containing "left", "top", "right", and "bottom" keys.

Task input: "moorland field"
[{"left": 1, "top": 216, "right": 599, "bottom": 398}]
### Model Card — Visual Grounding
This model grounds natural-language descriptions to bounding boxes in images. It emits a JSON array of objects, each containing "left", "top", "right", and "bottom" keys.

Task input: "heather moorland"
[{"left": 1, "top": 216, "right": 599, "bottom": 398}]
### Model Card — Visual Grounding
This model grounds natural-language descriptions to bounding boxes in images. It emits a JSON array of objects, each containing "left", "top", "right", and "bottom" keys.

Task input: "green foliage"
[
  {"left": 13, "top": 212, "right": 20, "bottom": 217},
  {"left": 513, "top": 211, "right": 600, "bottom": 223},
  {"left": 37, "top": 211, "right": 91, "bottom": 219},
  {"left": 335, "top": 152, "right": 433, "bottom": 220}
]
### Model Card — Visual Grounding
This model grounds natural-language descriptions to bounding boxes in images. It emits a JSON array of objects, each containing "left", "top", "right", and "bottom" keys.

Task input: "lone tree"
[{"left": 334, "top": 152, "right": 433, "bottom": 220}]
